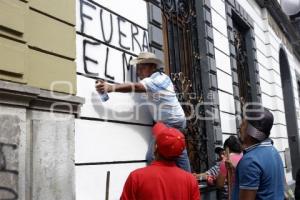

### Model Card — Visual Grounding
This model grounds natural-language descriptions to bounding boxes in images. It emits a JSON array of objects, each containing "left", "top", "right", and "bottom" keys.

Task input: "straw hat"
[{"left": 130, "top": 52, "right": 162, "bottom": 67}]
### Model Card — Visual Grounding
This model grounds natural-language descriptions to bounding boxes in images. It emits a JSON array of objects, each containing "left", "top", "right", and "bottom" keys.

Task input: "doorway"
[{"left": 279, "top": 48, "right": 300, "bottom": 178}]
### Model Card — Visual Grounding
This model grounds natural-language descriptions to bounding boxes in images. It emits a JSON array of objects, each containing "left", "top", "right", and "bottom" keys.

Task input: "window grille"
[{"left": 161, "top": 0, "right": 208, "bottom": 172}]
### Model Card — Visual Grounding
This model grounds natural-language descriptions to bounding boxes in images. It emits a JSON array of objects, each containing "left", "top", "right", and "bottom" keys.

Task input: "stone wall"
[
  {"left": 0, "top": 106, "right": 26, "bottom": 200},
  {"left": 0, "top": 80, "right": 83, "bottom": 200}
]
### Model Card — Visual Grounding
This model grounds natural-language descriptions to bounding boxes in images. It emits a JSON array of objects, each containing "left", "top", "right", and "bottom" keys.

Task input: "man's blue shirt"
[{"left": 232, "top": 139, "right": 284, "bottom": 200}]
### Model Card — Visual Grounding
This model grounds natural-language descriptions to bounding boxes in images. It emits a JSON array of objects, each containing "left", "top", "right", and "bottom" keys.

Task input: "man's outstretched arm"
[{"left": 96, "top": 80, "right": 146, "bottom": 93}]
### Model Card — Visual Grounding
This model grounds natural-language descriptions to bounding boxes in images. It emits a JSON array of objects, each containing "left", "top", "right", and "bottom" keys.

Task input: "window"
[
  {"left": 233, "top": 20, "right": 253, "bottom": 104},
  {"left": 227, "top": 9, "right": 260, "bottom": 120},
  {"left": 161, "top": 0, "right": 208, "bottom": 172}
]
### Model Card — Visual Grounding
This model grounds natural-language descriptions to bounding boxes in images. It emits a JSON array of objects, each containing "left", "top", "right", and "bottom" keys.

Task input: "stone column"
[
  {"left": 0, "top": 80, "right": 84, "bottom": 200},
  {"left": 0, "top": 106, "right": 26, "bottom": 200}
]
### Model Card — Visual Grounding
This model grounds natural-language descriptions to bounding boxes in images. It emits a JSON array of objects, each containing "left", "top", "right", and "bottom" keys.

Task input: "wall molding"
[
  {"left": 0, "top": 80, "right": 84, "bottom": 116},
  {"left": 255, "top": 0, "right": 300, "bottom": 61}
]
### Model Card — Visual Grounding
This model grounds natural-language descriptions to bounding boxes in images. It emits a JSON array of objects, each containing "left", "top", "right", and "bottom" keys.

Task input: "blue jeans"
[{"left": 146, "top": 124, "right": 191, "bottom": 172}]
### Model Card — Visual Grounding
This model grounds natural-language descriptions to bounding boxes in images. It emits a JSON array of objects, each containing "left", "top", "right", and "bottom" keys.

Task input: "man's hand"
[
  {"left": 192, "top": 173, "right": 207, "bottom": 181},
  {"left": 95, "top": 80, "right": 114, "bottom": 93}
]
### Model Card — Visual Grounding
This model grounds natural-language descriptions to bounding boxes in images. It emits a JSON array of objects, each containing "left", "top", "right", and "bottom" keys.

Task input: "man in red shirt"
[{"left": 120, "top": 122, "right": 201, "bottom": 200}]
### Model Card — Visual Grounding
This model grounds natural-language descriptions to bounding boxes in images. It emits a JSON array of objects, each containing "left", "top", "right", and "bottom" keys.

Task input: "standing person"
[
  {"left": 95, "top": 52, "right": 191, "bottom": 172},
  {"left": 233, "top": 105, "right": 285, "bottom": 200},
  {"left": 215, "top": 136, "right": 243, "bottom": 199},
  {"left": 120, "top": 122, "right": 200, "bottom": 200}
]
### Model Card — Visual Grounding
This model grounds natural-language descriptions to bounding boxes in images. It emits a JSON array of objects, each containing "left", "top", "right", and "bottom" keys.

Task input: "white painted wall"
[
  {"left": 211, "top": 0, "right": 300, "bottom": 183},
  {"left": 211, "top": 0, "right": 237, "bottom": 136},
  {"left": 76, "top": 163, "right": 146, "bottom": 200},
  {"left": 74, "top": 0, "right": 300, "bottom": 198},
  {"left": 75, "top": 0, "right": 150, "bottom": 199},
  {"left": 262, "top": 9, "right": 296, "bottom": 177},
  {"left": 75, "top": 119, "right": 151, "bottom": 163},
  {"left": 242, "top": 0, "right": 294, "bottom": 177}
]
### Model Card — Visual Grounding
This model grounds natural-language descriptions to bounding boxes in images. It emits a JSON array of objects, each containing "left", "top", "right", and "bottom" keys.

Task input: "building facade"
[
  {"left": 1, "top": 0, "right": 300, "bottom": 199},
  {"left": 0, "top": 0, "right": 83, "bottom": 199}
]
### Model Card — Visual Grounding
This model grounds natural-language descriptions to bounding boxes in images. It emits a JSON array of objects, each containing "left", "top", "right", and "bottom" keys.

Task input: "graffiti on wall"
[
  {"left": 74, "top": 1, "right": 152, "bottom": 198},
  {"left": 77, "top": 0, "right": 149, "bottom": 83},
  {"left": 0, "top": 116, "right": 20, "bottom": 200},
  {"left": 0, "top": 143, "right": 18, "bottom": 200}
]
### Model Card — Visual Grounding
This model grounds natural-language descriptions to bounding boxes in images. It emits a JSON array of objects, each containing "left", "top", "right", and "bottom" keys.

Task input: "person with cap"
[
  {"left": 232, "top": 104, "right": 285, "bottom": 200},
  {"left": 95, "top": 52, "right": 191, "bottom": 172},
  {"left": 120, "top": 122, "right": 200, "bottom": 200}
]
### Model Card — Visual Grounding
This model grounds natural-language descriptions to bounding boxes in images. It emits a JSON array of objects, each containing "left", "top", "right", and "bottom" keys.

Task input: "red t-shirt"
[{"left": 120, "top": 161, "right": 201, "bottom": 200}]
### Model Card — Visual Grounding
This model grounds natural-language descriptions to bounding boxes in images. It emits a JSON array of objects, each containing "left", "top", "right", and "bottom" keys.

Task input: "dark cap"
[{"left": 245, "top": 105, "right": 274, "bottom": 141}]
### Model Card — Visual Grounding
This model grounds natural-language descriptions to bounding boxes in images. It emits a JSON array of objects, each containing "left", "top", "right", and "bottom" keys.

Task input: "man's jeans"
[{"left": 146, "top": 122, "right": 191, "bottom": 172}]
